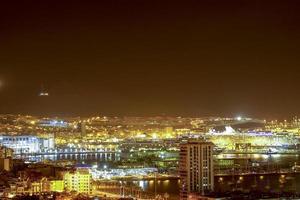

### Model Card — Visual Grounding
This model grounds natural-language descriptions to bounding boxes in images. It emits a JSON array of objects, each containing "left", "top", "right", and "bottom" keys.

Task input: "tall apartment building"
[
  {"left": 0, "top": 146, "right": 13, "bottom": 171},
  {"left": 64, "top": 168, "right": 92, "bottom": 194},
  {"left": 179, "top": 140, "right": 214, "bottom": 200}
]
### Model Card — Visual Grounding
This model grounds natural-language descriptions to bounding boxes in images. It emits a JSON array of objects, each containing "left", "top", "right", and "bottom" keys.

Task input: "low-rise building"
[
  {"left": 0, "top": 136, "right": 40, "bottom": 153},
  {"left": 30, "top": 177, "right": 51, "bottom": 194}
]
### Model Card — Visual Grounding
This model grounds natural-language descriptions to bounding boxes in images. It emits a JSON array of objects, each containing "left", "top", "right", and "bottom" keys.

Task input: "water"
[
  {"left": 24, "top": 152, "right": 300, "bottom": 166},
  {"left": 21, "top": 152, "right": 120, "bottom": 164},
  {"left": 136, "top": 174, "right": 300, "bottom": 199},
  {"left": 135, "top": 154, "right": 300, "bottom": 199},
  {"left": 135, "top": 179, "right": 180, "bottom": 199},
  {"left": 22, "top": 153, "right": 300, "bottom": 199}
]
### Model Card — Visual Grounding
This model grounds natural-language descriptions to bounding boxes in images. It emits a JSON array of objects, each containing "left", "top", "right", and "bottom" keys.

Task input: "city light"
[{"left": 0, "top": 1, "right": 298, "bottom": 199}]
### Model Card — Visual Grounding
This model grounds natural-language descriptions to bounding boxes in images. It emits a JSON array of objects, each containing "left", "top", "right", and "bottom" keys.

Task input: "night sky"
[{"left": 1, "top": 1, "right": 300, "bottom": 118}]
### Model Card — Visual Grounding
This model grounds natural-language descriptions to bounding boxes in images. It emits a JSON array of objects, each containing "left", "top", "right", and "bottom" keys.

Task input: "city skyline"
[
  {"left": 1, "top": 1, "right": 300, "bottom": 118},
  {"left": 1, "top": 1, "right": 300, "bottom": 199}
]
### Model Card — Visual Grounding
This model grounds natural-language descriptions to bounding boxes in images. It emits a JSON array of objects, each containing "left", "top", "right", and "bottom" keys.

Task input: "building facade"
[
  {"left": 0, "top": 146, "right": 14, "bottom": 158},
  {"left": 64, "top": 169, "right": 92, "bottom": 194},
  {"left": 0, "top": 135, "right": 55, "bottom": 154},
  {"left": 179, "top": 140, "right": 214, "bottom": 200},
  {"left": 0, "top": 136, "right": 40, "bottom": 154},
  {"left": 30, "top": 177, "right": 51, "bottom": 194},
  {"left": 0, "top": 146, "right": 13, "bottom": 171}
]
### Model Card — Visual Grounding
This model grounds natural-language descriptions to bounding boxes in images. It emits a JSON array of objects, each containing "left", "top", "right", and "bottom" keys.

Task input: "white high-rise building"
[{"left": 179, "top": 140, "right": 214, "bottom": 200}]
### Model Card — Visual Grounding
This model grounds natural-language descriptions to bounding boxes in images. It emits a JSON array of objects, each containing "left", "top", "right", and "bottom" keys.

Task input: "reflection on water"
[
  {"left": 214, "top": 174, "right": 299, "bottom": 193},
  {"left": 20, "top": 152, "right": 120, "bottom": 163},
  {"left": 138, "top": 180, "right": 148, "bottom": 190},
  {"left": 134, "top": 179, "right": 181, "bottom": 200},
  {"left": 136, "top": 154, "right": 300, "bottom": 199},
  {"left": 23, "top": 153, "right": 300, "bottom": 166},
  {"left": 20, "top": 153, "right": 300, "bottom": 198},
  {"left": 136, "top": 174, "right": 300, "bottom": 199}
]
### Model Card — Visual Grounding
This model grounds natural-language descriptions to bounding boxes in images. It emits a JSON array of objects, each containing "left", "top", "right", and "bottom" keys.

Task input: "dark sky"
[{"left": 1, "top": 1, "right": 300, "bottom": 118}]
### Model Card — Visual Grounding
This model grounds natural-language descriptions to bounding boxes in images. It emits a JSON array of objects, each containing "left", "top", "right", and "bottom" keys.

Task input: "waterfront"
[
  {"left": 135, "top": 173, "right": 300, "bottom": 199},
  {"left": 19, "top": 152, "right": 120, "bottom": 163},
  {"left": 22, "top": 152, "right": 300, "bottom": 167},
  {"left": 1, "top": 1, "right": 300, "bottom": 198},
  {"left": 21, "top": 152, "right": 300, "bottom": 199}
]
